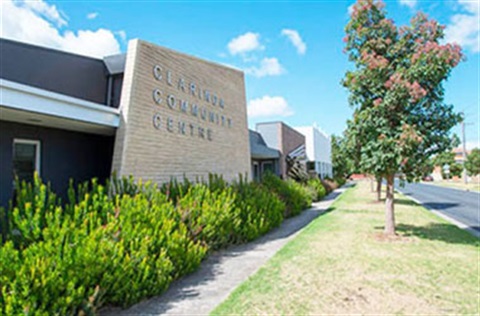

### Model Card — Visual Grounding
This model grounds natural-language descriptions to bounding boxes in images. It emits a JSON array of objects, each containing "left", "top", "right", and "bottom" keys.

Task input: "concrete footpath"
[{"left": 102, "top": 186, "right": 348, "bottom": 316}]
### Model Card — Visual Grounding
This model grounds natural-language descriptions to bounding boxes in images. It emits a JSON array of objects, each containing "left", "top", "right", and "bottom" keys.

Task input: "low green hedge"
[
  {"left": 2, "top": 177, "right": 206, "bottom": 314},
  {"left": 261, "top": 173, "right": 312, "bottom": 217},
  {"left": 307, "top": 178, "right": 327, "bottom": 202},
  {"left": 0, "top": 173, "right": 307, "bottom": 315}
]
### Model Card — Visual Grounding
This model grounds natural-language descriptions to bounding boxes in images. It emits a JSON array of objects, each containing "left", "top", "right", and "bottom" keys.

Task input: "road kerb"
[{"left": 397, "top": 189, "right": 480, "bottom": 239}]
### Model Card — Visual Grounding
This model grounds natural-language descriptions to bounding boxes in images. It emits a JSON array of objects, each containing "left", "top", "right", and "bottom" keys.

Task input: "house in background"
[
  {"left": 294, "top": 124, "right": 332, "bottom": 179},
  {"left": 255, "top": 122, "right": 306, "bottom": 179},
  {"left": 249, "top": 130, "right": 280, "bottom": 181},
  {"left": 453, "top": 147, "right": 469, "bottom": 164}
]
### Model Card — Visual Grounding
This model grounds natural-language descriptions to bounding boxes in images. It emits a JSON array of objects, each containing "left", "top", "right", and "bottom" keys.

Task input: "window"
[
  {"left": 262, "top": 161, "right": 274, "bottom": 174},
  {"left": 13, "top": 139, "right": 40, "bottom": 183},
  {"left": 253, "top": 162, "right": 260, "bottom": 181}
]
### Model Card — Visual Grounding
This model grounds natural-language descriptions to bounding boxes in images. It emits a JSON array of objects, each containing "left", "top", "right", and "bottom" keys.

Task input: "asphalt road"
[{"left": 395, "top": 180, "right": 480, "bottom": 233}]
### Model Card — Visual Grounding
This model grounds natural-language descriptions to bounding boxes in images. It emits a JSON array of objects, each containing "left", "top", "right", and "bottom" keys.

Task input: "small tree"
[
  {"left": 433, "top": 151, "right": 462, "bottom": 179},
  {"left": 331, "top": 135, "right": 355, "bottom": 178},
  {"left": 465, "top": 148, "right": 480, "bottom": 176},
  {"left": 449, "top": 163, "right": 463, "bottom": 178},
  {"left": 343, "top": 0, "right": 463, "bottom": 235}
]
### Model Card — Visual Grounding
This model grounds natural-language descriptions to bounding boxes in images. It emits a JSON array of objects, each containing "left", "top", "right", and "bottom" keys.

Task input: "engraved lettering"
[
  {"left": 178, "top": 121, "right": 186, "bottom": 134},
  {"left": 153, "top": 89, "right": 163, "bottom": 104},
  {"left": 204, "top": 90, "right": 211, "bottom": 102},
  {"left": 153, "top": 113, "right": 162, "bottom": 129},
  {"left": 191, "top": 104, "right": 198, "bottom": 116},
  {"left": 207, "top": 129, "right": 213, "bottom": 141},
  {"left": 153, "top": 65, "right": 162, "bottom": 80},
  {"left": 178, "top": 78, "right": 186, "bottom": 91},
  {"left": 167, "top": 117, "right": 174, "bottom": 132},
  {"left": 167, "top": 94, "right": 176, "bottom": 109},
  {"left": 180, "top": 100, "right": 188, "bottom": 113},
  {"left": 190, "top": 82, "right": 196, "bottom": 96}
]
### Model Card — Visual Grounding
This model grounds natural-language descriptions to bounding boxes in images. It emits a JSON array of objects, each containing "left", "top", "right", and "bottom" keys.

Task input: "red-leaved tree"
[{"left": 342, "top": 0, "right": 463, "bottom": 235}]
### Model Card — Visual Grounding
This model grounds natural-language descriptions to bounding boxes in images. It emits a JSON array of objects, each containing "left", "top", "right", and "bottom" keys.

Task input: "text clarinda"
[{"left": 151, "top": 64, "right": 233, "bottom": 141}]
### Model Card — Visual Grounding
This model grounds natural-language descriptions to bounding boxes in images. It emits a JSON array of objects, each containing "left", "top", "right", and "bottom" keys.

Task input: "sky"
[{"left": 1, "top": 0, "right": 479, "bottom": 149}]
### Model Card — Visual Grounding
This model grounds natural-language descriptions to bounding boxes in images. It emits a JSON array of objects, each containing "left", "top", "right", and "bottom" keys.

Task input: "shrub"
[
  {"left": 177, "top": 184, "right": 238, "bottom": 250},
  {"left": 7, "top": 175, "right": 60, "bottom": 249},
  {"left": 231, "top": 180, "right": 285, "bottom": 242},
  {"left": 307, "top": 178, "right": 327, "bottom": 202},
  {"left": 321, "top": 178, "right": 338, "bottom": 193},
  {"left": 0, "top": 172, "right": 308, "bottom": 314},
  {"left": 262, "top": 173, "right": 311, "bottom": 217},
  {"left": 1, "top": 176, "right": 206, "bottom": 314},
  {"left": 334, "top": 176, "right": 347, "bottom": 187}
]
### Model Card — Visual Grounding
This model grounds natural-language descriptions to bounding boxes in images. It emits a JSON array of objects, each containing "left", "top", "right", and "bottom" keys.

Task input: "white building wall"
[
  {"left": 256, "top": 123, "right": 280, "bottom": 150},
  {"left": 294, "top": 125, "right": 332, "bottom": 178},
  {"left": 294, "top": 127, "right": 314, "bottom": 161}
]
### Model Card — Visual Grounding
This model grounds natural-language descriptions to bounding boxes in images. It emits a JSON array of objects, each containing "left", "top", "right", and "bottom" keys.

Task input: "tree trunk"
[
  {"left": 376, "top": 177, "right": 382, "bottom": 202},
  {"left": 384, "top": 174, "right": 396, "bottom": 235}
]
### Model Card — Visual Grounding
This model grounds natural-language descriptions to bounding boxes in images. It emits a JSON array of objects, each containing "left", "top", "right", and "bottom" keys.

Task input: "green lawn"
[{"left": 212, "top": 181, "right": 480, "bottom": 315}]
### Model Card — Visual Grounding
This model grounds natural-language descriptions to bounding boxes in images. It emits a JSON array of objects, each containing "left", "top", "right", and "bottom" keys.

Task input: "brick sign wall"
[{"left": 112, "top": 40, "right": 251, "bottom": 182}]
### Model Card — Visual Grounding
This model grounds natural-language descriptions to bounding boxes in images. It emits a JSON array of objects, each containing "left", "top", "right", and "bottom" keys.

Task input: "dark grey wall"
[
  {"left": 0, "top": 39, "right": 109, "bottom": 105},
  {"left": 0, "top": 121, "right": 114, "bottom": 207}
]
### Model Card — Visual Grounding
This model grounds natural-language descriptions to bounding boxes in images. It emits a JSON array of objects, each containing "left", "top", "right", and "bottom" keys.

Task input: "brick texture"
[{"left": 112, "top": 39, "right": 251, "bottom": 183}]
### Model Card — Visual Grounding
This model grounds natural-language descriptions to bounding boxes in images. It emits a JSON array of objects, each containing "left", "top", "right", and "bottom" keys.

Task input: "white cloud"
[
  {"left": 348, "top": 4, "right": 355, "bottom": 15},
  {"left": 1, "top": 0, "right": 122, "bottom": 58},
  {"left": 248, "top": 96, "right": 294, "bottom": 118},
  {"left": 245, "top": 57, "right": 285, "bottom": 77},
  {"left": 281, "top": 29, "right": 307, "bottom": 55},
  {"left": 399, "top": 0, "right": 417, "bottom": 8},
  {"left": 444, "top": 0, "right": 480, "bottom": 52},
  {"left": 19, "top": 0, "right": 67, "bottom": 27},
  {"left": 87, "top": 12, "right": 99, "bottom": 20},
  {"left": 116, "top": 30, "right": 127, "bottom": 42},
  {"left": 227, "top": 32, "right": 264, "bottom": 55}
]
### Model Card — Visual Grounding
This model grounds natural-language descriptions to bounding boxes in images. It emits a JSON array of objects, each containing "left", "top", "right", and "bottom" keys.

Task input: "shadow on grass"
[
  {"left": 394, "top": 223, "right": 480, "bottom": 246},
  {"left": 373, "top": 198, "right": 419, "bottom": 207}
]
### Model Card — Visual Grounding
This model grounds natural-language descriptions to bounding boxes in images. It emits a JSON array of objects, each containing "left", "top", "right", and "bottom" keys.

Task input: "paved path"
[
  {"left": 396, "top": 180, "right": 480, "bottom": 237},
  {"left": 101, "top": 186, "right": 348, "bottom": 316}
]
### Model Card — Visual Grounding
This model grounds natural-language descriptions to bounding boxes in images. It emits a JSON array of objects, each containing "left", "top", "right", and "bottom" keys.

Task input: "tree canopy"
[
  {"left": 331, "top": 135, "right": 355, "bottom": 178},
  {"left": 465, "top": 148, "right": 480, "bottom": 176}
]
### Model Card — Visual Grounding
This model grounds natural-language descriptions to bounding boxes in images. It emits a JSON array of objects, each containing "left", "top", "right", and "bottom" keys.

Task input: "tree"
[
  {"left": 465, "top": 148, "right": 480, "bottom": 176},
  {"left": 433, "top": 151, "right": 455, "bottom": 169},
  {"left": 449, "top": 162, "right": 463, "bottom": 178},
  {"left": 342, "top": 0, "right": 463, "bottom": 235},
  {"left": 432, "top": 151, "right": 462, "bottom": 179},
  {"left": 344, "top": 116, "right": 383, "bottom": 200},
  {"left": 331, "top": 134, "right": 355, "bottom": 178}
]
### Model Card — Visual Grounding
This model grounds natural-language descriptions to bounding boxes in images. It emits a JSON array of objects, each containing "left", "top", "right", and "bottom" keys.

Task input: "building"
[
  {"left": 249, "top": 130, "right": 281, "bottom": 180},
  {"left": 255, "top": 122, "right": 306, "bottom": 179},
  {"left": 453, "top": 147, "right": 469, "bottom": 164},
  {"left": 294, "top": 124, "right": 332, "bottom": 179},
  {"left": 0, "top": 38, "right": 251, "bottom": 206}
]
